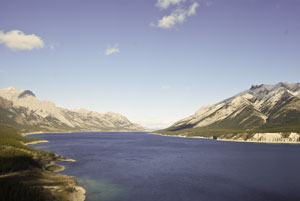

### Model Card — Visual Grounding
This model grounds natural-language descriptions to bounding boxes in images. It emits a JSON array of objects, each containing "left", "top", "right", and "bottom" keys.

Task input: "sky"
[{"left": 0, "top": 0, "right": 300, "bottom": 129}]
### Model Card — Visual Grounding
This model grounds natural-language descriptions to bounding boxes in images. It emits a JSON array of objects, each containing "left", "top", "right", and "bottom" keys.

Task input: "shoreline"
[
  {"left": 22, "top": 130, "right": 146, "bottom": 137},
  {"left": 24, "top": 134, "right": 86, "bottom": 201},
  {"left": 150, "top": 132, "right": 300, "bottom": 144},
  {"left": 25, "top": 139, "right": 49, "bottom": 145},
  {"left": 22, "top": 131, "right": 73, "bottom": 137},
  {"left": 216, "top": 138, "right": 300, "bottom": 144}
]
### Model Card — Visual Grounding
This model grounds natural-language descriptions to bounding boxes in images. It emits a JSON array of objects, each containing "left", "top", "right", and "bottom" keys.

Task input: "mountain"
[
  {"left": 0, "top": 87, "right": 144, "bottom": 133},
  {"left": 159, "top": 82, "right": 300, "bottom": 142}
]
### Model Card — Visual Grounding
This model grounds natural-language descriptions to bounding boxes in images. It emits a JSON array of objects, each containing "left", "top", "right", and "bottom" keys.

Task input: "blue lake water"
[{"left": 29, "top": 132, "right": 300, "bottom": 201}]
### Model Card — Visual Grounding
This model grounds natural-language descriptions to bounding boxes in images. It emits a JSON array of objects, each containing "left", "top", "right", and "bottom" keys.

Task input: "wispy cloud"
[
  {"left": 156, "top": 0, "right": 186, "bottom": 9},
  {"left": 157, "top": 9, "right": 186, "bottom": 29},
  {"left": 0, "top": 30, "right": 44, "bottom": 51},
  {"left": 105, "top": 44, "right": 120, "bottom": 56},
  {"left": 152, "top": 1, "right": 199, "bottom": 29},
  {"left": 161, "top": 85, "right": 171, "bottom": 89},
  {"left": 188, "top": 2, "right": 199, "bottom": 16}
]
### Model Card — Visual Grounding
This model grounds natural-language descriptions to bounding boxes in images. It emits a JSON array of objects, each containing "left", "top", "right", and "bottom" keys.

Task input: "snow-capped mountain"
[
  {"left": 166, "top": 82, "right": 300, "bottom": 132},
  {"left": 0, "top": 87, "right": 144, "bottom": 133}
]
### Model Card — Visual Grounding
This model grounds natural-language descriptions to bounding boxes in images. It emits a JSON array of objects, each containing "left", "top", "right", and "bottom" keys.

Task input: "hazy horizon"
[{"left": 1, "top": 0, "right": 300, "bottom": 129}]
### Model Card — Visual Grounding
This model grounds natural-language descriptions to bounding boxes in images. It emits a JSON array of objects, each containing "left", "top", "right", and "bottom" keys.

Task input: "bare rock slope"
[
  {"left": 0, "top": 87, "right": 144, "bottom": 133},
  {"left": 160, "top": 82, "right": 300, "bottom": 142}
]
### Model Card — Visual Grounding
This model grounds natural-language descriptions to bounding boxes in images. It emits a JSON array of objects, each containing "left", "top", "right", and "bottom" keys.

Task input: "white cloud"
[
  {"left": 161, "top": 85, "right": 171, "bottom": 89},
  {"left": 0, "top": 30, "right": 44, "bottom": 51},
  {"left": 157, "top": 9, "right": 186, "bottom": 29},
  {"left": 187, "top": 2, "right": 199, "bottom": 16},
  {"left": 154, "top": 1, "right": 199, "bottom": 29},
  {"left": 105, "top": 44, "right": 120, "bottom": 56},
  {"left": 156, "top": 0, "right": 186, "bottom": 9}
]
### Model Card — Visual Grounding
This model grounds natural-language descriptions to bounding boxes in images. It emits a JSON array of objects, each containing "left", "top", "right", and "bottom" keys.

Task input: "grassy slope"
[{"left": 0, "top": 124, "right": 59, "bottom": 201}]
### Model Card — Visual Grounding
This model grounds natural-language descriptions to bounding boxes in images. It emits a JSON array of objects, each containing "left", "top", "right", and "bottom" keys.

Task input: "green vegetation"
[
  {"left": 0, "top": 181, "right": 46, "bottom": 201},
  {"left": 157, "top": 127, "right": 245, "bottom": 138},
  {"left": 0, "top": 125, "right": 56, "bottom": 173},
  {"left": 0, "top": 124, "right": 58, "bottom": 201},
  {"left": 157, "top": 124, "right": 300, "bottom": 139}
]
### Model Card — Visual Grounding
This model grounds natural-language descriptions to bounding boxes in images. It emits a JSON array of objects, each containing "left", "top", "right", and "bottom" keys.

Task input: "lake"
[{"left": 29, "top": 132, "right": 300, "bottom": 201}]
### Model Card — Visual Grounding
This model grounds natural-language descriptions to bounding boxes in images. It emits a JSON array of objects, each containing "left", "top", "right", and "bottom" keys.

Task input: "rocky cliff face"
[
  {"left": 161, "top": 82, "right": 300, "bottom": 142},
  {"left": 0, "top": 87, "right": 144, "bottom": 133}
]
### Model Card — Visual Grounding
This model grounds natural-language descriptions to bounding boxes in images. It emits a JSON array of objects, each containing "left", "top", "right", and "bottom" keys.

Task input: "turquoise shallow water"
[{"left": 30, "top": 132, "right": 300, "bottom": 201}]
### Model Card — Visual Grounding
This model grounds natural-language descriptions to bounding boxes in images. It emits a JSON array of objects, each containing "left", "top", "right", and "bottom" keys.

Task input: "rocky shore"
[
  {"left": 217, "top": 132, "right": 300, "bottom": 144},
  {"left": 22, "top": 136, "right": 86, "bottom": 201},
  {"left": 153, "top": 132, "right": 300, "bottom": 144}
]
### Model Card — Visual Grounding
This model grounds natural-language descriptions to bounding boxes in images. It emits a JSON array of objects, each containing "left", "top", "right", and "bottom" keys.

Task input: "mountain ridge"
[
  {"left": 158, "top": 82, "right": 300, "bottom": 142},
  {"left": 0, "top": 87, "right": 144, "bottom": 133}
]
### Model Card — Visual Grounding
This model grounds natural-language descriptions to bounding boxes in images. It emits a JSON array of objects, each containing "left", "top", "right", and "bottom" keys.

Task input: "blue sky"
[{"left": 0, "top": 0, "right": 300, "bottom": 129}]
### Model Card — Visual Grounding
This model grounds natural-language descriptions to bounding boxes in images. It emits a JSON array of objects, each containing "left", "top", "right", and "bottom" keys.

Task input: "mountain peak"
[
  {"left": 166, "top": 82, "right": 300, "bottom": 133},
  {"left": 0, "top": 87, "right": 37, "bottom": 99},
  {"left": 73, "top": 107, "right": 92, "bottom": 114},
  {"left": 18, "top": 90, "right": 36, "bottom": 98},
  {"left": 0, "top": 87, "right": 144, "bottom": 132},
  {"left": 250, "top": 82, "right": 300, "bottom": 92},
  {"left": 7, "top": 86, "right": 17, "bottom": 90},
  {"left": 250, "top": 84, "right": 264, "bottom": 90}
]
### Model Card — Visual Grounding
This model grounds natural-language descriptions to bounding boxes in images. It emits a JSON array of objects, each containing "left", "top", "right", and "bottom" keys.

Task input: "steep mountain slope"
[
  {"left": 0, "top": 87, "right": 144, "bottom": 133},
  {"left": 160, "top": 82, "right": 300, "bottom": 141}
]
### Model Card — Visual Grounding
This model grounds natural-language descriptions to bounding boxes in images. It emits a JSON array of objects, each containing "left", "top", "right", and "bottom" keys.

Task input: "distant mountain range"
[
  {"left": 0, "top": 87, "right": 144, "bottom": 133},
  {"left": 158, "top": 82, "right": 300, "bottom": 142}
]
